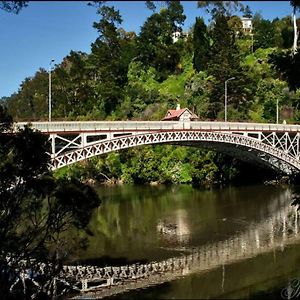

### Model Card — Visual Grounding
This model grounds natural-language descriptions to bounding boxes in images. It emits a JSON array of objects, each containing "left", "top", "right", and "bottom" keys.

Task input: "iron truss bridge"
[{"left": 13, "top": 121, "right": 300, "bottom": 175}]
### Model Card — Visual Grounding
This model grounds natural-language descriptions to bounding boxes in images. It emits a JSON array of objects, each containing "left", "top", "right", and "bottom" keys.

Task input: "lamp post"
[
  {"left": 276, "top": 98, "right": 279, "bottom": 124},
  {"left": 48, "top": 59, "right": 55, "bottom": 122},
  {"left": 224, "top": 77, "right": 235, "bottom": 122}
]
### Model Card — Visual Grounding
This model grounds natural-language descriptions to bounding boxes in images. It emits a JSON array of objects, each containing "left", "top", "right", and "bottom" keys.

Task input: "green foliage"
[
  {"left": 193, "top": 17, "right": 209, "bottom": 72},
  {"left": 0, "top": 107, "right": 100, "bottom": 297},
  {"left": 236, "top": 38, "right": 253, "bottom": 55},
  {"left": 57, "top": 145, "right": 243, "bottom": 187},
  {"left": 145, "top": 0, "right": 156, "bottom": 11},
  {"left": 137, "top": 1, "right": 186, "bottom": 81},
  {"left": 7, "top": 68, "right": 49, "bottom": 120},
  {"left": 197, "top": 1, "right": 244, "bottom": 18},
  {"left": 86, "top": 4, "right": 136, "bottom": 117},
  {"left": 0, "top": 1, "right": 28, "bottom": 14},
  {"left": 228, "top": 15, "right": 243, "bottom": 36},
  {"left": 254, "top": 78, "right": 289, "bottom": 122},
  {"left": 272, "top": 17, "right": 294, "bottom": 49},
  {"left": 252, "top": 13, "right": 275, "bottom": 49},
  {"left": 183, "top": 70, "right": 213, "bottom": 119},
  {"left": 269, "top": 49, "right": 300, "bottom": 91},
  {"left": 206, "top": 13, "right": 247, "bottom": 119},
  {"left": 242, "top": 48, "right": 276, "bottom": 82},
  {"left": 243, "top": 5, "right": 252, "bottom": 18},
  {"left": 0, "top": 105, "right": 13, "bottom": 131},
  {"left": 159, "top": 57, "right": 194, "bottom": 97}
]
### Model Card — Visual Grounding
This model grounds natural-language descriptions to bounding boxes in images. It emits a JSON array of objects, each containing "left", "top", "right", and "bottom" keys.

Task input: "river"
[{"left": 71, "top": 184, "right": 300, "bottom": 299}]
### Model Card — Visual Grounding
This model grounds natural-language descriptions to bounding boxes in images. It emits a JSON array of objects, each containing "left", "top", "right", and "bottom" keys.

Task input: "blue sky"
[{"left": 0, "top": 1, "right": 293, "bottom": 98}]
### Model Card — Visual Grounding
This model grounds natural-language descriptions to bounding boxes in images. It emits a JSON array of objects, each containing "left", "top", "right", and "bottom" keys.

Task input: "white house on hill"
[{"left": 241, "top": 17, "right": 252, "bottom": 33}]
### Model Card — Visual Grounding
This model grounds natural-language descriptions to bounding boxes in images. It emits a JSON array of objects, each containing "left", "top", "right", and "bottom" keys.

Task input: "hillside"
[{"left": 3, "top": 2, "right": 300, "bottom": 185}]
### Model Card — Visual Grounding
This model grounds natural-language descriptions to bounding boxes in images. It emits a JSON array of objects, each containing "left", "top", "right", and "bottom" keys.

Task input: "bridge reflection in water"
[{"left": 66, "top": 190, "right": 300, "bottom": 299}]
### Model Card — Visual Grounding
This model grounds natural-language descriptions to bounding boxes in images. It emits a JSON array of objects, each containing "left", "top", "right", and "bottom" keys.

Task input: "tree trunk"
[{"left": 292, "top": 7, "right": 299, "bottom": 54}]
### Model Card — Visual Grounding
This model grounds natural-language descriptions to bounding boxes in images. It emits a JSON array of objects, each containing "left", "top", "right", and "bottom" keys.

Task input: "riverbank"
[{"left": 82, "top": 174, "right": 292, "bottom": 190}]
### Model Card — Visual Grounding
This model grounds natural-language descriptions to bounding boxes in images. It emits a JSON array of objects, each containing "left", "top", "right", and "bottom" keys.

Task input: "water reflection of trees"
[{"left": 80, "top": 185, "right": 292, "bottom": 262}]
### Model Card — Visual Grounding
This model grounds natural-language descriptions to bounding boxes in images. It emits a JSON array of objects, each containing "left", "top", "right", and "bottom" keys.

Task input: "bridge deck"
[{"left": 14, "top": 121, "right": 300, "bottom": 134}]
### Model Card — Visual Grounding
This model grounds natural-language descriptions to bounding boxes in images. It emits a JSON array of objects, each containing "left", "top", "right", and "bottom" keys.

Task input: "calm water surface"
[{"left": 72, "top": 184, "right": 300, "bottom": 299}]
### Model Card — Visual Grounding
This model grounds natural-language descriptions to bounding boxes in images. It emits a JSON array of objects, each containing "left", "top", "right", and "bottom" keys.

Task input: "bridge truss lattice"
[{"left": 49, "top": 130, "right": 300, "bottom": 175}]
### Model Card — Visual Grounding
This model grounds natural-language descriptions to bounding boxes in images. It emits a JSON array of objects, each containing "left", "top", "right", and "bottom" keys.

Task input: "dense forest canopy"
[{"left": 2, "top": 1, "right": 300, "bottom": 185}]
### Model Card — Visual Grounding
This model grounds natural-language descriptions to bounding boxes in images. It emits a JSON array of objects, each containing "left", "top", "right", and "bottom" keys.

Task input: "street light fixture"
[
  {"left": 224, "top": 77, "right": 235, "bottom": 122},
  {"left": 49, "top": 59, "right": 55, "bottom": 122},
  {"left": 276, "top": 98, "right": 279, "bottom": 124}
]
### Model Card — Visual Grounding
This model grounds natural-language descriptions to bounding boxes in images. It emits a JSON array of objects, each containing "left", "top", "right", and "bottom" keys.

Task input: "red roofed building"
[{"left": 162, "top": 104, "right": 199, "bottom": 121}]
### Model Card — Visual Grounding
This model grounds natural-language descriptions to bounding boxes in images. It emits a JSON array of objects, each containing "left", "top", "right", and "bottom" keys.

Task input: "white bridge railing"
[{"left": 14, "top": 121, "right": 300, "bottom": 134}]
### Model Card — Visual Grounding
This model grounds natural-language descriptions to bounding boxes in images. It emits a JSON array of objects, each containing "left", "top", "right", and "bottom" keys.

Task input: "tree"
[
  {"left": 6, "top": 69, "right": 49, "bottom": 121},
  {"left": 227, "top": 15, "right": 243, "bottom": 36},
  {"left": 242, "top": 5, "right": 252, "bottom": 18},
  {"left": 0, "top": 106, "right": 101, "bottom": 298},
  {"left": 197, "top": 1, "right": 244, "bottom": 18},
  {"left": 145, "top": 0, "right": 156, "bottom": 11},
  {"left": 4, "top": 64, "right": 68, "bottom": 121},
  {"left": 206, "top": 13, "right": 246, "bottom": 119},
  {"left": 166, "top": 1, "right": 186, "bottom": 33},
  {"left": 254, "top": 78, "right": 289, "bottom": 122},
  {"left": 0, "top": 105, "right": 12, "bottom": 131},
  {"left": 137, "top": 1, "right": 186, "bottom": 81},
  {"left": 291, "top": 0, "right": 300, "bottom": 54},
  {"left": 269, "top": 49, "right": 300, "bottom": 91},
  {"left": 88, "top": 8, "right": 122, "bottom": 116},
  {"left": 53, "top": 51, "right": 94, "bottom": 118},
  {"left": 281, "top": 17, "right": 295, "bottom": 49},
  {"left": 0, "top": 1, "right": 28, "bottom": 14},
  {"left": 87, "top": 4, "right": 136, "bottom": 117},
  {"left": 193, "top": 17, "right": 209, "bottom": 72},
  {"left": 272, "top": 17, "right": 294, "bottom": 49},
  {"left": 252, "top": 13, "right": 275, "bottom": 49}
]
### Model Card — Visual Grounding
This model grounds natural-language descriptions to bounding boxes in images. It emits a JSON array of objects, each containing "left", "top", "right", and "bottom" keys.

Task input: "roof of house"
[{"left": 162, "top": 108, "right": 199, "bottom": 121}]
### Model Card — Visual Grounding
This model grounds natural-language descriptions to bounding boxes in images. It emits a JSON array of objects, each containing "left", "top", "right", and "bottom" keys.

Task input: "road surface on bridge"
[{"left": 14, "top": 120, "right": 300, "bottom": 134}]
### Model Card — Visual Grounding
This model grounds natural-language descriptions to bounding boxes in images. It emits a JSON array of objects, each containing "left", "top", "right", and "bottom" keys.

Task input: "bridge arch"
[{"left": 51, "top": 131, "right": 300, "bottom": 175}]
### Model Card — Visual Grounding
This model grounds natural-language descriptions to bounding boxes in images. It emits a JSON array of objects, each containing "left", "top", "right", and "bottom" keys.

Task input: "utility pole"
[
  {"left": 276, "top": 98, "right": 279, "bottom": 124},
  {"left": 49, "top": 59, "right": 55, "bottom": 122}
]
